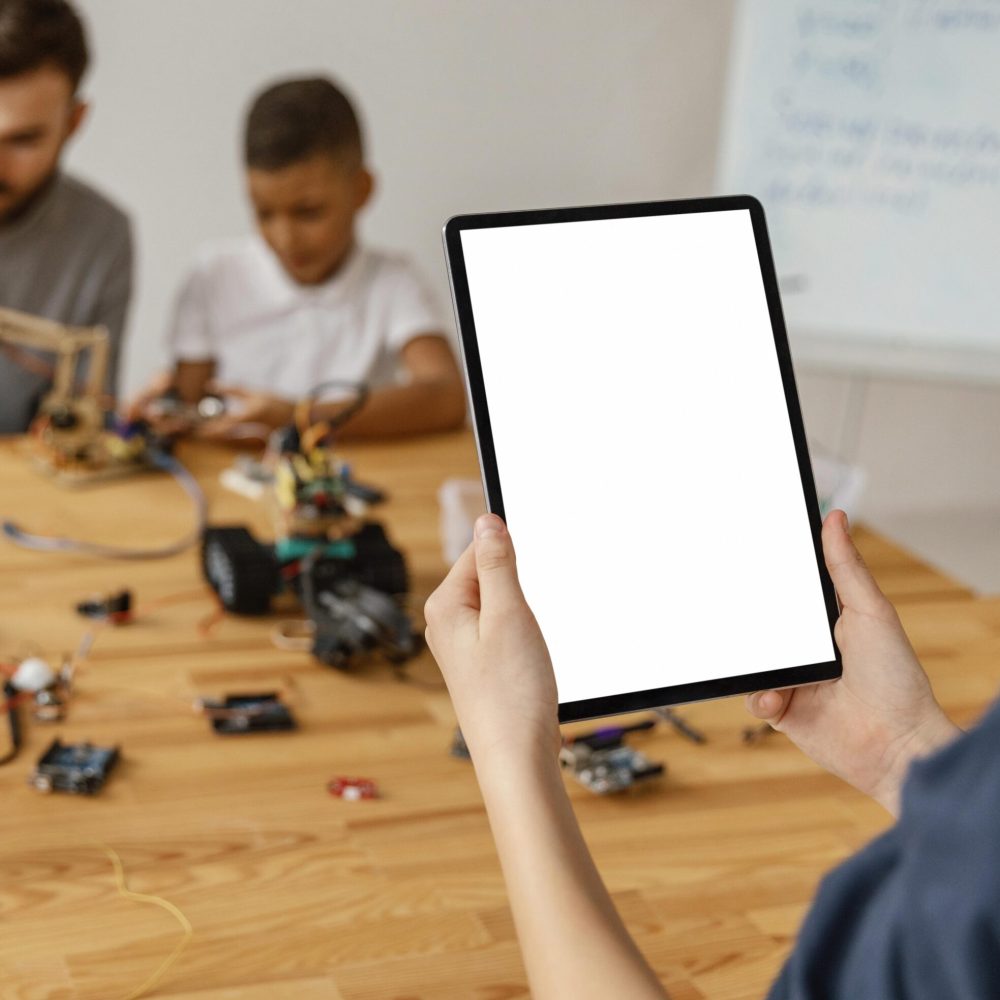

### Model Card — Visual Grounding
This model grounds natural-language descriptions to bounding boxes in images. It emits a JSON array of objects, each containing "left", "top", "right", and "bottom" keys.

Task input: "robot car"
[{"left": 201, "top": 392, "right": 417, "bottom": 670}]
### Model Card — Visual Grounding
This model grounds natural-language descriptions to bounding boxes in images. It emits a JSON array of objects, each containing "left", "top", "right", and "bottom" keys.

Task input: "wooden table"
[{"left": 1, "top": 431, "right": 997, "bottom": 1000}]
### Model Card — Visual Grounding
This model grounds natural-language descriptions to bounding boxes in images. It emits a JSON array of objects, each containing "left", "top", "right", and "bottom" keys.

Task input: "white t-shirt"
[{"left": 167, "top": 238, "right": 444, "bottom": 398}]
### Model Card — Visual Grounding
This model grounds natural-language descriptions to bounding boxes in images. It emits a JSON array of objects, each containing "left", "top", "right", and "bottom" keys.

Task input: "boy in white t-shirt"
[{"left": 132, "top": 76, "right": 465, "bottom": 439}]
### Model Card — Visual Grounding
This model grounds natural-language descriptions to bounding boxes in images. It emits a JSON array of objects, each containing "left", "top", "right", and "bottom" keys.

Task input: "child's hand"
[
  {"left": 424, "top": 514, "right": 560, "bottom": 767},
  {"left": 195, "top": 385, "right": 296, "bottom": 441},
  {"left": 746, "top": 510, "right": 960, "bottom": 815},
  {"left": 122, "top": 370, "right": 193, "bottom": 437}
]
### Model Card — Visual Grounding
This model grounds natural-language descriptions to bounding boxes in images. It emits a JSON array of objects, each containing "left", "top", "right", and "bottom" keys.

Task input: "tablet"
[{"left": 443, "top": 196, "right": 841, "bottom": 723}]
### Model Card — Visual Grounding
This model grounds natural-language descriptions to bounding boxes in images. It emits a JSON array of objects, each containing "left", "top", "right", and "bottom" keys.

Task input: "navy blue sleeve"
[{"left": 767, "top": 697, "right": 1000, "bottom": 1000}]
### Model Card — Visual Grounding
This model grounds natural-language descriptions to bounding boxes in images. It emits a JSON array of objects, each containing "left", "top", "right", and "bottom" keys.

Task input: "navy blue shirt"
[{"left": 768, "top": 698, "right": 1000, "bottom": 999}]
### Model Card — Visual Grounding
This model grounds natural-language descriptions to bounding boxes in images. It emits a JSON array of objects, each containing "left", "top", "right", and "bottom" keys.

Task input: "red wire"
[{"left": 0, "top": 691, "right": 32, "bottom": 717}]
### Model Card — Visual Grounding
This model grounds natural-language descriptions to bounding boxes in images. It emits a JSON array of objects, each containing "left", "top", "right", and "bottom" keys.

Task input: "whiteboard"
[{"left": 717, "top": 0, "right": 1000, "bottom": 381}]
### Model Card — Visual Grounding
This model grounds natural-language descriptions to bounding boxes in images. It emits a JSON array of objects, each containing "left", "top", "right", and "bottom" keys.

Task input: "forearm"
[
  {"left": 471, "top": 742, "right": 667, "bottom": 1000},
  {"left": 316, "top": 378, "right": 465, "bottom": 439}
]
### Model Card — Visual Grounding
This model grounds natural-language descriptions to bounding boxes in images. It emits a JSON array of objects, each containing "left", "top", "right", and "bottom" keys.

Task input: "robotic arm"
[{"left": 0, "top": 306, "right": 109, "bottom": 457}]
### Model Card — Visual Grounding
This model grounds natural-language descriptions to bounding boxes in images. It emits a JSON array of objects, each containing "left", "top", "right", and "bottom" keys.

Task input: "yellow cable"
[{"left": 102, "top": 846, "right": 193, "bottom": 1000}]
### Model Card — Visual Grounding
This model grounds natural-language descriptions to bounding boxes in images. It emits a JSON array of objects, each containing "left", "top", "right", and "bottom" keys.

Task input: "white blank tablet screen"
[{"left": 459, "top": 209, "right": 835, "bottom": 706}]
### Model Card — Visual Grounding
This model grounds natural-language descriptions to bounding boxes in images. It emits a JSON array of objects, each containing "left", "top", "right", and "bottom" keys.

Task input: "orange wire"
[
  {"left": 0, "top": 690, "right": 33, "bottom": 717},
  {"left": 300, "top": 421, "right": 333, "bottom": 455},
  {"left": 132, "top": 587, "right": 215, "bottom": 619},
  {"left": 196, "top": 595, "right": 226, "bottom": 638},
  {"left": 69, "top": 587, "right": 218, "bottom": 674}
]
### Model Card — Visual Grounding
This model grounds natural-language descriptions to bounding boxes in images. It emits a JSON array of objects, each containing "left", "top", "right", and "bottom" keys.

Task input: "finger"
[
  {"left": 206, "top": 383, "right": 249, "bottom": 399},
  {"left": 822, "top": 509, "right": 889, "bottom": 614},
  {"left": 425, "top": 541, "right": 481, "bottom": 625},
  {"left": 745, "top": 689, "right": 792, "bottom": 723},
  {"left": 473, "top": 514, "right": 526, "bottom": 614}
]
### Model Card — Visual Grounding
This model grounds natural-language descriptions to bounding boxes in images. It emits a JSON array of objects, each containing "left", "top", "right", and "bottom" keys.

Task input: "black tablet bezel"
[{"left": 443, "top": 195, "right": 842, "bottom": 723}]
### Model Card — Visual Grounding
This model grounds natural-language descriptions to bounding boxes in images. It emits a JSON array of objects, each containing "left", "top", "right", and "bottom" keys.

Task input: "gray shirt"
[{"left": 0, "top": 172, "right": 133, "bottom": 433}]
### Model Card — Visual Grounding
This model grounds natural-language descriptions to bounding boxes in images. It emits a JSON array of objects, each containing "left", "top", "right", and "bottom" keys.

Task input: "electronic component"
[
  {"left": 0, "top": 308, "right": 165, "bottom": 480},
  {"left": 76, "top": 588, "right": 133, "bottom": 623},
  {"left": 147, "top": 388, "right": 226, "bottom": 424},
  {"left": 10, "top": 656, "right": 57, "bottom": 692},
  {"left": 339, "top": 465, "right": 386, "bottom": 506},
  {"left": 201, "top": 382, "right": 415, "bottom": 671},
  {"left": 8, "top": 656, "right": 73, "bottom": 723},
  {"left": 328, "top": 776, "right": 378, "bottom": 800},
  {"left": 0, "top": 308, "right": 109, "bottom": 469},
  {"left": 29, "top": 739, "right": 120, "bottom": 794},
  {"left": 30, "top": 686, "right": 66, "bottom": 723},
  {"left": 220, "top": 457, "right": 273, "bottom": 500},
  {"left": 302, "top": 574, "right": 416, "bottom": 670},
  {"left": 559, "top": 720, "right": 664, "bottom": 795},
  {"left": 654, "top": 706, "right": 707, "bottom": 744},
  {"left": 198, "top": 693, "right": 296, "bottom": 734}
]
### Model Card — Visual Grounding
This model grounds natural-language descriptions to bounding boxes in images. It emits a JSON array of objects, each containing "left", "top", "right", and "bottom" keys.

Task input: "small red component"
[{"left": 327, "top": 776, "right": 378, "bottom": 800}]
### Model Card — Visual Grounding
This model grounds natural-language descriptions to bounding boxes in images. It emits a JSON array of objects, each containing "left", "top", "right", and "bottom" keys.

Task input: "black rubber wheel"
[{"left": 201, "top": 526, "right": 278, "bottom": 615}]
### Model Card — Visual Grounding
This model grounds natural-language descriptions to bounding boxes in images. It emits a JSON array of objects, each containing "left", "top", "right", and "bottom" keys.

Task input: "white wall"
[
  {"left": 68, "top": 0, "right": 734, "bottom": 392},
  {"left": 66, "top": 0, "right": 1000, "bottom": 590}
]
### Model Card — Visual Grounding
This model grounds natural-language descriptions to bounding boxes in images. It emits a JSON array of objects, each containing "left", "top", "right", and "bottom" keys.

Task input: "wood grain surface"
[{"left": 0, "top": 431, "right": 996, "bottom": 1000}]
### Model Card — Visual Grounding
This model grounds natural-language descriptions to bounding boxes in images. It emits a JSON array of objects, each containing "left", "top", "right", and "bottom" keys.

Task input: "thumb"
[
  {"left": 745, "top": 689, "right": 792, "bottom": 726},
  {"left": 822, "top": 509, "right": 889, "bottom": 615},
  {"left": 474, "top": 514, "right": 525, "bottom": 614}
]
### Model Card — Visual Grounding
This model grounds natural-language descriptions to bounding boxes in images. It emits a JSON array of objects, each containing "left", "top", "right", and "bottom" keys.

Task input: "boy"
[
  {"left": 0, "top": 0, "right": 132, "bottom": 433},
  {"left": 136, "top": 76, "right": 465, "bottom": 440}
]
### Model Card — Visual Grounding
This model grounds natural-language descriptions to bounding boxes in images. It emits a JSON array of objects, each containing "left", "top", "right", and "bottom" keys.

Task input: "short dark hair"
[
  {"left": 244, "top": 76, "right": 364, "bottom": 172},
  {"left": 0, "top": 0, "right": 89, "bottom": 91}
]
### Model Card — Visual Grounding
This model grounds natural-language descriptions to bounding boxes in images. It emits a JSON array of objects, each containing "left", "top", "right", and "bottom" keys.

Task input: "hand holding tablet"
[
  {"left": 441, "top": 196, "right": 841, "bottom": 722},
  {"left": 424, "top": 512, "right": 561, "bottom": 761}
]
